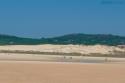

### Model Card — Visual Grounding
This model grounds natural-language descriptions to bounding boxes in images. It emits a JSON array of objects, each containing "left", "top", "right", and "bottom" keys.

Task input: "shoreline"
[{"left": 0, "top": 53, "right": 125, "bottom": 63}]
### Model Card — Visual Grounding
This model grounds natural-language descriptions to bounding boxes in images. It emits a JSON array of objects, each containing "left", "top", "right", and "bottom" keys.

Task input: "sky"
[{"left": 0, "top": 0, "right": 125, "bottom": 38}]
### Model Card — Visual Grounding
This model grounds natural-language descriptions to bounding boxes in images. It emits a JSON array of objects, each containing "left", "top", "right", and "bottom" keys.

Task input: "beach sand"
[
  {"left": 0, "top": 44, "right": 125, "bottom": 83},
  {"left": 0, "top": 61, "right": 125, "bottom": 83},
  {"left": 0, "top": 53, "right": 125, "bottom": 63}
]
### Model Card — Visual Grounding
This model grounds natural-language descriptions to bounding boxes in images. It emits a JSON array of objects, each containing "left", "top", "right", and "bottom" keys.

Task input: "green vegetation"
[
  {"left": 0, "top": 33, "right": 125, "bottom": 45},
  {"left": 0, "top": 34, "right": 42, "bottom": 45},
  {"left": 44, "top": 34, "right": 125, "bottom": 45}
]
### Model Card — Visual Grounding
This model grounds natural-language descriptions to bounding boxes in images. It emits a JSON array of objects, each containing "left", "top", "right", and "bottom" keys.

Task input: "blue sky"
[{"left": 0, "top": 0, "right": 125, "bottom": 38}]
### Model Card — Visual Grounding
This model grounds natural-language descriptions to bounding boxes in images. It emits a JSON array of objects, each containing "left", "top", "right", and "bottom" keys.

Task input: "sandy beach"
[
  {"left": 1, "top": 0, "right": 125, "bottom": 82},
  {"left": 0, "top": 61, "right": 125, "bottom": 83},
  {"left": 0, "top": 45, "right": 125, "bottom": 83}
]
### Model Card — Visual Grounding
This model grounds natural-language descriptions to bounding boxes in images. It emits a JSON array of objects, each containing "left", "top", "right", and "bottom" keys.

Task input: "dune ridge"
[{"left": 0, "top": 44, "right": 125, "bottom": 55}]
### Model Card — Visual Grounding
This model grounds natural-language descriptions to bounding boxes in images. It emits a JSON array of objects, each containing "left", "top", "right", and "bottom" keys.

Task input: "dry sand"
[
  {"left": 0, "top": 45, "right": 125, "bottom": 83},
  {"left": 0, "top": 44, "right": 125, "bottom": 54},
  {"left": 0, "top": 61, "right": 125, "bottom": 83}
]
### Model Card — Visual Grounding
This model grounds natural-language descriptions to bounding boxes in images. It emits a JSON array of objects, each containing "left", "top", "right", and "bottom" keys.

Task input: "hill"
[
  {"left": 0, "top": 34, "right": 42, "bottom": 45},
  {"left": 0, "top": 33, "right": 125, "bottom": 45},
  {"left": 42, "top": 34, "right": 125, "bottom": 45}
]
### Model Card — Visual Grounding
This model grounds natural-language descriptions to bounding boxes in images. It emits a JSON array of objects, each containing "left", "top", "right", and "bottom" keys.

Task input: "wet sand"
[
  {"left": 0, "top": 61, "right": 125, "bottom": 83},
  {"left": 1, "top": 53, "right": 125, "bottom": 63}
]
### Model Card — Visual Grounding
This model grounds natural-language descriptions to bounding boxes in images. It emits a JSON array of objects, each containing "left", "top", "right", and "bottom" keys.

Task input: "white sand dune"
[
  {"left": 0, "top": 44, "right": 125, "bottom": 54},
  {"left": 0, "top": 44, "right": 125, "bottom": 62}
]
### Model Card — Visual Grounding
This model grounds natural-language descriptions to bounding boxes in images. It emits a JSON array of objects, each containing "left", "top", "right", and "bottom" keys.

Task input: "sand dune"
[
  {"left": 0, "top": 44, "right": 125, "bottom": 62},
  {"left": 0, "top": 44, "right": 125, "bottom": 55}
]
